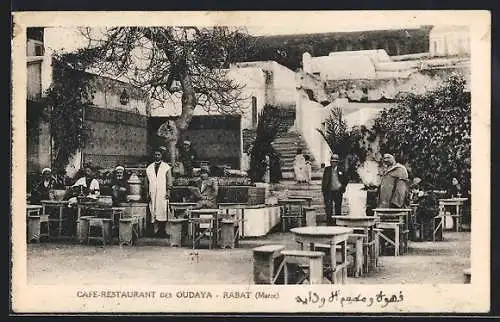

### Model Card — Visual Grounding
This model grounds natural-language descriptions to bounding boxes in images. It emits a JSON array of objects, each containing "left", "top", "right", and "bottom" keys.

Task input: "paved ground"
[{"left": 26, "top": 231, "right": 470, "bottom": 285}]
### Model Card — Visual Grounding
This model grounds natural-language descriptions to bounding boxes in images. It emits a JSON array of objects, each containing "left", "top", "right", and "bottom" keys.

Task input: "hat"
[
  {"left": 115, "top": 166, "right": 125, "bottom": 172},
  {"left": 183, "top": 140, "right": 191, "bottom": 145},
  {"left": 154, "top": 146, "right": 165, "bottom": 154},
  {"left": 42, "top": 168, "right": 51, "bottom": 174},
  {"left": 330, "top": 154, "right": 340, "bottom": 161}
]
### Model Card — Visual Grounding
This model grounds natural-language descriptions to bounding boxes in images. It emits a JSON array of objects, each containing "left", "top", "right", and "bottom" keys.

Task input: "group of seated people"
[
  {"left": 28, "top": 160, "right": 218, "bottom": 211},
  {"left": 408, "top": 176, "right": 471, "bottom": 236}
]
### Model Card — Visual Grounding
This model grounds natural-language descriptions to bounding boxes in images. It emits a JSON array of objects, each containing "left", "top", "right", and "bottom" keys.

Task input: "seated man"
[
  {"left": 30, "top": 167, "right": 56, "bottom": 205},
  {"left": 111, "top": 165, "right": 129, "bottom": 205},
  {"left": 194, "top": 167, "right": 218, "bottom": 209},
  {"left": 68, "top": 165, "right": 100, "bottom": 207}
]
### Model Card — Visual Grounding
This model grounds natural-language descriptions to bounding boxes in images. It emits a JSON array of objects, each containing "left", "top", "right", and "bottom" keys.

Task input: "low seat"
[
  {"left": 88, "top": 218, "right": 112, "bottom": 246},
  {"left": 253, "top": 244, "right": 286, "bottom": 284},
  {"left": 167, "top": 218, "right": 188, "bottom": 247},
  {"left": 376, "top": 222, "right": 401, "bottom": 256},
  {"left": 220, "top": 218, "right": 240, "bottom": 249},
  {"left": 77, "top": 216, "right": 96, "bottom": 244},
  {"left": 27, "top": 215, "right": 41, "bottom": 243},
  {"left": 119, "top": 217, "right": 139, "bottom": 246},
  {"left": 280, "top": 250, "right": 325, "bottom": 284}
]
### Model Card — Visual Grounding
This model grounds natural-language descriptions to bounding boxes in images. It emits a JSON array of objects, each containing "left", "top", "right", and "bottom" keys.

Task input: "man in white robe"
[{"left": 146, "top": 148, "right": 173, "bottom": 237}]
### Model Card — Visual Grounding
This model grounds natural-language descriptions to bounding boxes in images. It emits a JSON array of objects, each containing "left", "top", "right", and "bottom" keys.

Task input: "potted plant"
[{"left": 317, "top": 108, "right": 379, "bottom": 216}]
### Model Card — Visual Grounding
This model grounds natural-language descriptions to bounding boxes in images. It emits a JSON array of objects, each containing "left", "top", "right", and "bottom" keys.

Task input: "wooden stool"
[
  {"left": 433, "top": 215, "right": 444, "bottom": 241},
  {"left": 220, "top": 219, "right": 239, "bottom": 249},
  {"left": 304, "top": 207, "right": 318, "bottom": 226},
  {"left": 452, "top": 214, "right": 463, "bottom": 232},
  {"left": 119, "top": 217, "right": 139, "bottom": 246},
  {"left": 27, "top": 215, "right": 41, "bottom": 243},
  {"left": 377, "top": 222, "right": 401, "bottom": 256},
  {"left": 463, "top": 268, "right": 471, "bottom": 284},
  {"left": 373, "top": 228, "right": 383, "bottom": 266},
  {"left": 347, "top": 234, "right": 364, "bottom": 278},
  {"left": 39, "top": 214, "right": 49, "bottom": 240},
  {"left": 252, "top": 244, "right": 285, "bottom": 284},
  {"left": 77, "top": 216, "right": 96, "bottom": 244},
  {"left": 281, "top": 250, "right": 325, "bottom": 284},
  {"left": 88, "top": 218, "right": 112, "bottom": 246},
  {"left": 168, "top": 218, "right": 188, "bottom": 247}
]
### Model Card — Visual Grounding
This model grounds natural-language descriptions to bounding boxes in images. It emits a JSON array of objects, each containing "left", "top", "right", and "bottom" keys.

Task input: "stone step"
[{"left": 280, "top": 172, "right": 323, "bottom": 180}]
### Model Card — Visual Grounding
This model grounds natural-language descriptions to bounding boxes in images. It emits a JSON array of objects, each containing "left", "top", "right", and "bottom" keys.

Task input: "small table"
[
  {"left": 170, "top": 202, "right": 198, "bottom": 219},
  {"left": 278, "top": 198, "right": 309, "bottom": 231},
  {"left": 373, "top": 208, "right": 413, "bottom": 256},
  {"left": 187, "top": 209, "right": 221, "bottom": 249},
  {"left": 287, "top": 196, "right": 313, "bottom": 207},
  {"left": 333, "top": 216, "right": 378, "bottom": 273},
  {"left": 290, "top": 226, "right": 353, "bottom": 284},
  {"left": 438, "top": 198, "right": 468, "bottom": 231},
  {"left": 77, "top": 201, "right": 98, "bottom": 220},
  {"left": 41, "top": 200, "right": 70, "bottom": 239}
]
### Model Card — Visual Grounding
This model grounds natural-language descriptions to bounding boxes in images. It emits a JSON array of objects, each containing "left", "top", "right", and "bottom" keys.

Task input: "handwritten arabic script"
[{"left": 295, "top": 290, "right": 404, "bottom": 308}]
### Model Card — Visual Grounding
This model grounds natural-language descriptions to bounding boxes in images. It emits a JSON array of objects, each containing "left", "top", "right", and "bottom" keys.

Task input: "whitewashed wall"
[{"left": 295, "top": 90, "right": 330, "bottom": 166}]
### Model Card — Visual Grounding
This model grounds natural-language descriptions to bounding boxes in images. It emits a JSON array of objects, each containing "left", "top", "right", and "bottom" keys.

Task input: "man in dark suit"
[{"left": 322, "top": 153, "right": 349, "bottom": 226}]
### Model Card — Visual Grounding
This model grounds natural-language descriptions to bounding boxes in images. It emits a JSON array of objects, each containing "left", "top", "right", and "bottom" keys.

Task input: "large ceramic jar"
[{"left": 127, "top": 172, "right": 142, "bottom": 201}]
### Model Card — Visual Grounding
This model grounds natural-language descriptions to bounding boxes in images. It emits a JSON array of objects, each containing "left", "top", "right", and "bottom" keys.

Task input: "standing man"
[
  {"left": 322, "top": 153, "right": 348, "bottom": 226},
  {"left": 146, "top": 147, "right": 173, "bottom": 238},
  {"left": 178, "top": 140, "right": 197, "bottom": 177},
  {"left": 377, "top": 153, "right": 409, "bottom": 208}
]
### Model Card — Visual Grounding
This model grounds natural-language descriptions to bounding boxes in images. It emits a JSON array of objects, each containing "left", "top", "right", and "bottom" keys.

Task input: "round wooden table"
[{"left": 290, "top": 226, "right": 353, "bottom": 284}]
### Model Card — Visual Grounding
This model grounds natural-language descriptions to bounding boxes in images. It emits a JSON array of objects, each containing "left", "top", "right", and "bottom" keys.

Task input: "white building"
[
  {"left": 429, "top": 25, "right": 470, "bottom": 57},
  {"left": 26, "top": 28, "right": 151, "bottom": 178}
]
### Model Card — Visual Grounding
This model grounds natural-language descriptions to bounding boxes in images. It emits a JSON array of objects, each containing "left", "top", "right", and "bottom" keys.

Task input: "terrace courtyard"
[{"left": 27, "top": 231, "right": 470, "bottom": 285}]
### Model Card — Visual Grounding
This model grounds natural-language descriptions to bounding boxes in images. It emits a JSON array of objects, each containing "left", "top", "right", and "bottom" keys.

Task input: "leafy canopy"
[{"left": 373, "top": 74, "right": 471, "bottom": 191}]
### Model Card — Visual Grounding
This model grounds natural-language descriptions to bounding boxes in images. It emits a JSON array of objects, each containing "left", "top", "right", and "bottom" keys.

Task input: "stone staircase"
[
  {"left": 268, "top": 107, "right": 329, "bottom": 223},
  {"left": 272, "top": 131, "right": 323, "bottom": 180}
]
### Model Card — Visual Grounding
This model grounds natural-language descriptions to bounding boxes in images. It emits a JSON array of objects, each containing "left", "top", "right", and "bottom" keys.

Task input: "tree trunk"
[{"left": 171, "top": 66, "right": 197, "bottom": 165}]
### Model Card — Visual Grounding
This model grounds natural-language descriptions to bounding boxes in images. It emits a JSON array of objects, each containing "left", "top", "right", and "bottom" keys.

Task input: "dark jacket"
[
  {"left": 30, "top": 178, "right": 56, "bottom": 205},
  {"left": 321, "top": 166, "right": 348, "bottom": 194}
]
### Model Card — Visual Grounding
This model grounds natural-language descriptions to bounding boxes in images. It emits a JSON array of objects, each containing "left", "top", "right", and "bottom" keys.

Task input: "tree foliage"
[
  {"left": 317, "top": 107, "right": 372, "bottom": 182},
  {"left": 44, "top": 55, "right": 94, "bottom": 178},
  {"left": 248, "top": 105, "right": 281, "bottom": 182},
  {"left": 78, "top": 27, "right": 252, "bottom": 132},
  {"left": 373, "top": 74, "right": 471, "bottom": 191}
]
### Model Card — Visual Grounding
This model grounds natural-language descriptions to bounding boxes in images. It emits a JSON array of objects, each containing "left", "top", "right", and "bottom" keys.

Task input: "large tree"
[
  {"left": 373, "top": 74, "right": 471, "bottom": 192},
  {"left": 73, "top": 26, "right": 253, "bottom": 146}
]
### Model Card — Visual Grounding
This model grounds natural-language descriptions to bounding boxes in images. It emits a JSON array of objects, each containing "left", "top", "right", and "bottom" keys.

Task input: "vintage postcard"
[{"left": 11, "top": 11, "right": 490, "bottom": 313}]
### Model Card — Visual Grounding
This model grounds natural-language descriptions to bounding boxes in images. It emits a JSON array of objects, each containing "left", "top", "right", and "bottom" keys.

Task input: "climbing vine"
[{"left": 44, "top": 52, "right": 95, "bottom": 178}]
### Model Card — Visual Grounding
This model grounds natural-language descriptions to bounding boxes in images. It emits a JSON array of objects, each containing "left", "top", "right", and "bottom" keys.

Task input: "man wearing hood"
[{"left": 377, "top": 153, "right": 409, "bottom": 208}]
